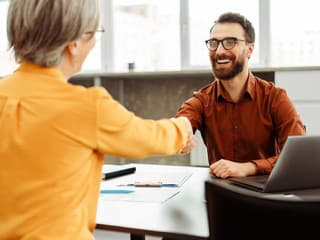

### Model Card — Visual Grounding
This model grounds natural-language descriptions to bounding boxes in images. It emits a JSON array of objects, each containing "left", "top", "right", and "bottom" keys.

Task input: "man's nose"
[{"left": 215, "top": 42, "right": 226, "bottom": 53}]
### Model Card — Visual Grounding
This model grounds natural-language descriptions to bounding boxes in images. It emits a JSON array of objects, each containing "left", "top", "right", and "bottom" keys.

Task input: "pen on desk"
[{"left": 100, "top": 189, "right": 134, "bottom": 194}]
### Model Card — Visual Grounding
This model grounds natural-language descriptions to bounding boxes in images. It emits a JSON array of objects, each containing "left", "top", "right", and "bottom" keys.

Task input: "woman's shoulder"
[{"left": 68, "top": 84, "right": 109, "bottom": 97}]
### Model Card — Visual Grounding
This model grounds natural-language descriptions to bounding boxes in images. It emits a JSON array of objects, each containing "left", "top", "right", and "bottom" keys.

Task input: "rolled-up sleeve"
[
  {"left": 176, "top": 93, "right": 204, "bottom": 132},
  {"left": 253, "top": 89, "right": 305, "bottom": 174}
]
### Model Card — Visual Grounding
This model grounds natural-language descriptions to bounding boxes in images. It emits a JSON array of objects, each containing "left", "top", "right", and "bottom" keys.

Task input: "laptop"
[{"left": 228, "top": 135, "right": 320, "bottom": 193}]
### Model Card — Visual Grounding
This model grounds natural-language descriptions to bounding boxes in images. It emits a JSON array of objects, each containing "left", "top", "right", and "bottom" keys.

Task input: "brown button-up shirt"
[{"left": 176, "top": 73, "right": 305, "bottom": 174}]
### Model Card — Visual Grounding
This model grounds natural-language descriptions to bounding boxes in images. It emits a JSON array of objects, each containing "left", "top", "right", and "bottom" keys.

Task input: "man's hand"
[
  {"left": 209, "top": 159, "right": 258, "bottom": 179},
  {"left": 177, "top": 117, "right": 196, "bottom": 154}
]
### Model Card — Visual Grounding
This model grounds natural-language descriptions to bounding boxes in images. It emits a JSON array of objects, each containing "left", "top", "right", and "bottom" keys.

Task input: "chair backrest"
[{"left": 205, "top": 179, "right": 320, "bottom": 240}]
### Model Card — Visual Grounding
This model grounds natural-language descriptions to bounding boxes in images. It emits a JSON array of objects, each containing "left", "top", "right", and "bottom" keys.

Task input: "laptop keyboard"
[
  {"left": 228, "top": 174, "right": 269, "bottom": 192},
  {"left": 256, "top": 176, "right": 268, "bottom": 184}
]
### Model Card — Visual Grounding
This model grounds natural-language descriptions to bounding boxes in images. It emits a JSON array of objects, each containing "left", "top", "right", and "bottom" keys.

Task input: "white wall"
[
  {"left": 190, "top": 130, "right": 208, "bottom": 166},
  {"left": 275, "top": 70, "right": 320, "bottom": 135}
]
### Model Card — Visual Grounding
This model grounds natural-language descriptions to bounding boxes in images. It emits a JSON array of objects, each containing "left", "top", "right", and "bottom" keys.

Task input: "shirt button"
[{"left": 235, "top": 125, "right": 238, "bottom": 129}]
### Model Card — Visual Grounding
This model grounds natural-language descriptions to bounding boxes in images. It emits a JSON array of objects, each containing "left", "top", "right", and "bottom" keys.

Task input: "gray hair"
[{"left": 7, "top": 0, "right": 100, "bottom": 67}]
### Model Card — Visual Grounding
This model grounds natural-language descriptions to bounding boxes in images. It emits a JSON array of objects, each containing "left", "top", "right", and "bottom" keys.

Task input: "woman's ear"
[
  {"left": 60, "top": 40, "right": 81, "bottom": 76},
  {"left": 65, "top": 40, "right": 79, "bottom": 58}
]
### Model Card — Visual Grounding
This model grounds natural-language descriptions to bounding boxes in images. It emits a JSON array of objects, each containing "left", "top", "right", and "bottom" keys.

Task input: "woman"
[{"left": 0, "top": 0, "right": 195, "bottom": 239}]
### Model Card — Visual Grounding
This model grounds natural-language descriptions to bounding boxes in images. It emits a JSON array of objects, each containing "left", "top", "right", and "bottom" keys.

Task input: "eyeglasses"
[
  {"left": 84, "top": 26, "right": 105, "bottom": 36},
  {"left": 96, "top": 26, "right": 105, "bottom": 33},
  {"left": 205, "top": 37, "right": 247, "bottom": 51}
]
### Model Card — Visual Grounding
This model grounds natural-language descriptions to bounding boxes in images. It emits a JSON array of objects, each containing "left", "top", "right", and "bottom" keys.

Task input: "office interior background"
[{"left": 1, "top": 0, "right": 320, "bottom": 166}]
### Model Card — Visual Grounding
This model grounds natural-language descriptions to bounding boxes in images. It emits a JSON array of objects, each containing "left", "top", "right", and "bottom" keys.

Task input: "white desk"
[{"left": 96, "top": 164, "right": 210, "bottom": 240}]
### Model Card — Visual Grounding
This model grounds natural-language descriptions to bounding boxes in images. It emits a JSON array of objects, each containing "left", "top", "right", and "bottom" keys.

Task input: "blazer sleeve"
[{"left": 95, "top": 91, "right": 189, "bottom": 158}]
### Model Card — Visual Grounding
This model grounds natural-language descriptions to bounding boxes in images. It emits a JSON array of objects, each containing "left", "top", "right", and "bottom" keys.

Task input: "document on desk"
[
  {"left": 115, "top": 169, "right": 193, "bottom": 186},
  {"left": 99, "top": 169, "right": 192, "bottom": 203}
]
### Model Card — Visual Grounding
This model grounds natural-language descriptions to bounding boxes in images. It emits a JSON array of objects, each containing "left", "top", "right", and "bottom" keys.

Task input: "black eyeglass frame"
[
  {"left": 84, "top": 26, "right": 105, "bottom": 35},
  {"left": 205, "top": 37, "right": 247, "bottom": 51}
]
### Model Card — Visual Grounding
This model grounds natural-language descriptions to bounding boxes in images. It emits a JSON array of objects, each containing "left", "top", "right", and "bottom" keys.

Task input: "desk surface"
[
  {"left": 206, "top": 176, "right": 320, "bottom": 217},
  {"left": 96, "top": 164, "right": 210, "bottom": 240},
  {"left": 207, "top": 176, "right": 320, "bottom": 203}
]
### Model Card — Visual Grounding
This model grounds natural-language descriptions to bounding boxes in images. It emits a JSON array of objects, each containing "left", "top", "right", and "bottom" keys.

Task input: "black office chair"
[{"left": 205, "top": 179, "right": 320, "bottom": 240}]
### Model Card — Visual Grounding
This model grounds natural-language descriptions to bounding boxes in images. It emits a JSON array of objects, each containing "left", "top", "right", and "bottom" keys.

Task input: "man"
[{"left": 176, "top": 12, "right": 305, "bottom": 178}]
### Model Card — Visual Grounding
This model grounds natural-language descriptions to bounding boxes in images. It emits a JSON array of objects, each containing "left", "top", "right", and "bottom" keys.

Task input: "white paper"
[
  {"left": 99, "top": 165, "right": 193, "bottom": 203},
  {"left": 111, "top": 169, "right": 192, "bottom": 186}
]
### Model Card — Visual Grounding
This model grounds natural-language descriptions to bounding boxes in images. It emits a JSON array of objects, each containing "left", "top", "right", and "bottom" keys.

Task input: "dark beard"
[{"left": 211, "top": 54, "right": 245, "bottom": 80}]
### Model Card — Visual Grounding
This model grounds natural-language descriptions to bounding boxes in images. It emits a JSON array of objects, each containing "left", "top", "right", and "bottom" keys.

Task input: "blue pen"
[
  {"left": 161, "top": 184, "right": 179, "bottom": 188},
  {"left": 117, "top": 184, "right": 179, "bottom": 188},
  {"left": 100, "top": 189, "right": 134, "bottom": 194}
]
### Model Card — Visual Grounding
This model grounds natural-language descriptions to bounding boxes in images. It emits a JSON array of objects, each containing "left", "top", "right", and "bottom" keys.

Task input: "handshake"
[{"left": 176, "top": 116, "right": 197, "bottom": 155}]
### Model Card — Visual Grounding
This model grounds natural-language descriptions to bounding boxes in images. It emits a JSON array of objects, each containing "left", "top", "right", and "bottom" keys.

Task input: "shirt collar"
[
  {"left": 15, "top": 62, "right": 67, "bottom": 83},
  {"left": 216, "top": 72, "right": 256, "bottom": 102},
  {"left": 246, "top": 72, "right": 256, "bottom": 100}
]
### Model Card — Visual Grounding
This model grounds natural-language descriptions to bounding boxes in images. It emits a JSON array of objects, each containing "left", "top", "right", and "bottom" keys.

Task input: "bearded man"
[{"left": 176, "top": 12, "right": 305, "bottom": 178}]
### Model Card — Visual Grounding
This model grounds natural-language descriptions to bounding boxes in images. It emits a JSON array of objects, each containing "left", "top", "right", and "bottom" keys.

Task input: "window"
[
  {"left": 2, "top": 0, "right": 319, "bottom": 75},
  {"left": 112, "top": 0, "right": 180, "bottom": 72},
  {"left": 0, "top": 0, "right": 17, "bottom": 77},
  {"left": 81, "top": 0, "right": 104, "bottom": 73},
  {"left": 0, "top": 0, "right": 102, "bottom": 76},
  {"left": 81, "top": 32, "right": 103, "bottom": 72},
  {"left": 188, "top": 0, "right": 260, "bottom": 68},
  {"left": 270, "top": 0, "right": 320, "bottom": 67}
]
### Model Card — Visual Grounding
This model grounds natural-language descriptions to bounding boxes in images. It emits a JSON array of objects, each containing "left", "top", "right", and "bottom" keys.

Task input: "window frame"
[{"left": 0, "top": 0, "right": 272, "bottom": 74}]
